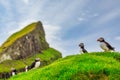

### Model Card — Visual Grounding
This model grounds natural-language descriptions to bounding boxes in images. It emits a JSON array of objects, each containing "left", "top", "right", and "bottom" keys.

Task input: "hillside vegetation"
[
  {"left": 0, "top": 48, "right": 62, "bottom": 73},
  {"left": 10, "top": 52, "right": 120, "bottom": 80}
]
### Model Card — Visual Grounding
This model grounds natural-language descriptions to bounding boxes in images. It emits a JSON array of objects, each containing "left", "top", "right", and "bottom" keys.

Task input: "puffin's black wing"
[
  {"left": 83, "top": 49, "right": 88, "bottom": 53},
  {"left": 105, "top": 42, "right": 114, "bottom": 50},
  {"left": 30, "top": 62, "right": 35, "bottom": 69},
  {"left": 14, "top": 70, "right": 17, "bottom": 74}
]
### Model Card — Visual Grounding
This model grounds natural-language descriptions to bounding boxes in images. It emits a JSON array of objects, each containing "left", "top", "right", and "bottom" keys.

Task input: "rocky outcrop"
[{"left": 0, "top": 21, "right": 49, "bottom": 62}]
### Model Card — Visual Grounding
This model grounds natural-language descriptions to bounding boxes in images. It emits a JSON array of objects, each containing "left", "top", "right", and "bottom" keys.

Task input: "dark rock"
[{"left": 0, "top": 21, "right": 49, "bottom": 62}]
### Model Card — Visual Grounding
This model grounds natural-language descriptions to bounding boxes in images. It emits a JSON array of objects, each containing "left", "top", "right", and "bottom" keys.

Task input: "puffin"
[
  {"left": 11, "top": 68, "right": 17, "bottom": 76},
  {"left": 97, "top": 37, "right": 115, "bottom": 52},
  {"left": 79, "top": 43, "right": 88, "bottom": 53},
  {"left": 30, "top": 58, "right": 41, "bottom": 69},
  {"left": 25, "top": 66, "right": 30, "bottom": 72}
]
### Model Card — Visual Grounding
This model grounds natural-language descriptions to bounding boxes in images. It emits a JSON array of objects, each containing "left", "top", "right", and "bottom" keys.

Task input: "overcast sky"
[{"left": 0, "top": 0, "right": 120, "bottom": 56}]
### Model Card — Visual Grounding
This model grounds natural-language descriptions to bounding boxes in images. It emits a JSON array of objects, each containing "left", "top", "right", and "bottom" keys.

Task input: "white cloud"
[
  {"left": 94, "top": 9, "right": 120, "bottom": 25},
  {"left": 18, "top": 19, "right": 37, "bottom": 29},
  {"left": 43, "top": 24, "right": 66, "bottom": 55},
  {"left": 78, "top": 17, "right": 85, "bottom": 21},
  {"left": 22, "top": 0, "right": 30, "bottom": 4},
  {"left": 78, "top": 11, "right": 99, "bottom": 23},
  {"left": 44, "top": 25, "right": 61, "bottom": 42},
  {"left": 8, "top": 19, "right": 37, "bottom": 35},
  {"left": 41, "top": 0, "right": 89, "bottom": 25}
]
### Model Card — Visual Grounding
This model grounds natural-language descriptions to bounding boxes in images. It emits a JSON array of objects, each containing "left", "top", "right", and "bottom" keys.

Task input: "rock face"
[{"left": 0, "top": 21, "right": 49, "bottom": 62}]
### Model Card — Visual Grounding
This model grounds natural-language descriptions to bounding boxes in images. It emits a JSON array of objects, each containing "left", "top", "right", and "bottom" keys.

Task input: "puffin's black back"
[
  {"left": 104, "top": 41, "right": 114, "bottom": 50},
  {"left": 82, "top": 49, "right": 88, "bottom": 53},
  {"left": 30, "top": 62, "right": 36, "bottom": 69}
]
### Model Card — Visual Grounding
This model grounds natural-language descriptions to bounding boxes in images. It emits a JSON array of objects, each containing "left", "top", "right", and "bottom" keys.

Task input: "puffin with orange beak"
[{"left": 97, "top": 37, "right": 115, "bottom": 52}]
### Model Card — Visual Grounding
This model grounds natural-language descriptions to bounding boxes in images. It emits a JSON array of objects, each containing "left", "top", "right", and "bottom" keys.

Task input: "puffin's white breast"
[
  {"left": 100, "top": 42, "right": 109, "bottom": 51},
  {"left": 80, "top": 49, "right": 83, "bottom": 53},
  {"left": 34, "top": 61, "right": 40, "bottom": 68},
  {"left": 12, "top": 72, "right": 15, "bottom": 76},
  {"left": 25, "top": 66, "right": 28, "bottom": 72}
]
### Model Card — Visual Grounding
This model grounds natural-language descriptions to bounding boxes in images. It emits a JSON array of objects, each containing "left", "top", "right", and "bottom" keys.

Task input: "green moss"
[
  {"left": 10, "top": 52, "right": 120, "bottom": 80},
  {"left": 0, "top": 22, "right": 37, "bottom": 53},
  {"left": 0, "top": 60, "right": 25, "bottom": 73},
  {"left": 109, "top": 74, "right": 120, "bottom": 80},
  {"left": 0, "top": 48, "right": 62, "bottom": 73}
]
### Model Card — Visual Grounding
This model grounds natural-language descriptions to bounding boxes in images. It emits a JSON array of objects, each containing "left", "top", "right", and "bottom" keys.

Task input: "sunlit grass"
[
  {"left": 10, "top": 52, "right": 120, "bottom": 80},
  {"left": 0, "top": 48, "right": 62, "bottom": 73}
]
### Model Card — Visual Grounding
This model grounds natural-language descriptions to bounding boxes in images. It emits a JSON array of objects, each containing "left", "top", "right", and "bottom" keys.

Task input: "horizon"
[{"left": 0, "top": 0, "right": 120, "bottom": 56}]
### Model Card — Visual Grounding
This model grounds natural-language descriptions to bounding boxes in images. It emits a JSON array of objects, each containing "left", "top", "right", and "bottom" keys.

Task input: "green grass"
[
  {"left": 10, "top": 52, "right": 120, "bottom": 80},
  {"left": 0, "top": 22, "right": 37, "bottom": 53},
  {"left": 0, "top": 48, "right": 62, "bottom": 73}
]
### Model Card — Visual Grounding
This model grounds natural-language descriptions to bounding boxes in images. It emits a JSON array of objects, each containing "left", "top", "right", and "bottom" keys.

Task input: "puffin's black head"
[
  {"left": 79, "top": 43, "right": 84, "bottom": 48},
  {"left": 11, "top": 68, "right": 16, "bottom": 72},
  {"left": 97, "top": 37, "right": 105, "bottom": 42}
]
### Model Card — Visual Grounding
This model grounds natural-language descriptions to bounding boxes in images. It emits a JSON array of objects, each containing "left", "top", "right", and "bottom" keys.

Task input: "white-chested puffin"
[
  {"left": 25, "top": 66, "right": 29, "bottom": 72},
  {"left": 97, "top": 37, "right": 115, "bottom": 52},
  {"left": 11, "top": 68, "right": 17, "bottom": 76},
  {"left": 79, "top": 43, "right": 88, "bottom": 53},
  {"left": 30, "top": 58, "right": 41, "bottom": 69}
]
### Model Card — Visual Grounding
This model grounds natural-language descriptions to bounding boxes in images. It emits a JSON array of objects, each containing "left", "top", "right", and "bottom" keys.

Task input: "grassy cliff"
[
  {"left": 0, "top": 23, "right": 37, "bottom": 53},
  {"left": 10, "top": 52, "right": 120, "bottom": 80},
  {"left": 0, "top": 48, "right": 62, "bottom": 73},
  {"left": 0, "top": 21, "right": 62, "bottom": 79}
]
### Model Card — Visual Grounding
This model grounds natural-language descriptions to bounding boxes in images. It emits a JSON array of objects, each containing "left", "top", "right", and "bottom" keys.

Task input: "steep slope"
[
  {"left": 0, "top": 21, "right": 62, "bottom": 79},
  {"left": 10, "top": 52, "right": 120, "bottom": 80},
  {"left": 0, "top": 48, "right": 62, "bottom": 79},
  {"left": 0, "top": 21, "right": 49, "bottom": 62}
]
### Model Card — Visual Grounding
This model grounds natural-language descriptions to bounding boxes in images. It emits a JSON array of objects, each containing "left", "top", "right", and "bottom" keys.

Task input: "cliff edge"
[{"left": 0, "top": 21, "right": 49, "bottom": 62}]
